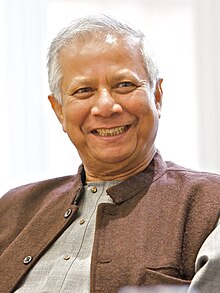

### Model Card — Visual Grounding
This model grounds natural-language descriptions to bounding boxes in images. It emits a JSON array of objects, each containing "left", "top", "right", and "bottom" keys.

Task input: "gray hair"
[{"left": 47, "top": 14, "right": 159, "bottom": 104}]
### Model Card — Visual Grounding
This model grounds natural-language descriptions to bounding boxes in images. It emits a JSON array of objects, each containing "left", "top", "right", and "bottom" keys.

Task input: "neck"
[{"left": 85, "top": 149, "right": 156, "bottom": 182}]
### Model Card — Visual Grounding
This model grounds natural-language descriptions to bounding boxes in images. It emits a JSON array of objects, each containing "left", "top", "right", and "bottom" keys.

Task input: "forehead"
[{"left": 59, "top": 34, "right": 146, "bottom": 75}]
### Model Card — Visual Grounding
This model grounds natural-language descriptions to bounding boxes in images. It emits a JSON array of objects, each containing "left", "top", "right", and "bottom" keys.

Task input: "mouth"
[{"left": 92, "top": 125, "right": 130, "bottom": 137}]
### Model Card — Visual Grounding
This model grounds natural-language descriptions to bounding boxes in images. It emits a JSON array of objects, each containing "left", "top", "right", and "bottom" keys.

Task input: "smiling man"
[
  {"left": 1, "top": 15, "right": 220, "bottom": 293},
  {"left": 49, "top": 29, "right": 161, "bottom": 182}
]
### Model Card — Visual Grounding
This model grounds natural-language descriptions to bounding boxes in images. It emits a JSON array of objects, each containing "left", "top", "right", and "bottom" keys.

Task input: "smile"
[{"left": 92, "top": 125, "right": 130, "bottom": 137}]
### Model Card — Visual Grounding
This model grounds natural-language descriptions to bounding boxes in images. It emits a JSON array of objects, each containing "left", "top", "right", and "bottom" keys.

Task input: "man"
[{"left": 0, "top": 15, "right": 220, "bottom": 293}]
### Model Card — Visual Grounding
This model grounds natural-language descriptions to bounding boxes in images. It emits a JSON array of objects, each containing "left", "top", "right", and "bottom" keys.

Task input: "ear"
[
  {"left": 48, "top": 95, "right": 66, "bottom": 131},
  {"left": 154, "top": 78, "right": 163, "bottom": 118}
]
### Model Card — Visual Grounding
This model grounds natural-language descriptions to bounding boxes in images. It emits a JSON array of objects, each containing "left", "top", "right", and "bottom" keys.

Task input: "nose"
[{"left": 91, "top": 89, "right": 123, "bottom": 117}]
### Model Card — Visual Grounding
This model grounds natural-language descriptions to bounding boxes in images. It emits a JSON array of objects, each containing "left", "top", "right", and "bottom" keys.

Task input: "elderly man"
[{"left": 0, "top": 15, "right": 220, "bottom": 293}]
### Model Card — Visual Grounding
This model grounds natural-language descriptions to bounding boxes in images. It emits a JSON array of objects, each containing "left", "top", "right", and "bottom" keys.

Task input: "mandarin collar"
[
  {"left": 76, "top": 150, "right": 167, "bottom": 205},
  {"left": 106, "top": 150, "right": 166, "bottom": 204}
]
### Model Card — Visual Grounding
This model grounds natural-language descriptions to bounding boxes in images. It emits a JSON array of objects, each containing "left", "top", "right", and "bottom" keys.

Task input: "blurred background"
[{"left": 0, "top": 0, "right": 220, "bottom": 195}]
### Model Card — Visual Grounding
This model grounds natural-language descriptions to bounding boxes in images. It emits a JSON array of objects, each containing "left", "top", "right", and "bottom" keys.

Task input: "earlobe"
[
  {"left": 156, "top": 102, "right": 161, "bottom": 118},
  {"left": 154, "top": 78, "right": 163, "bottom": 118}
]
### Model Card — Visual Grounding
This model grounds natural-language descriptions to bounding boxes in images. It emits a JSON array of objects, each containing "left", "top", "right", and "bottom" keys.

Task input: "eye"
[
  {"left": 71, "top": 87, "right": 95, "bottom": 99},
  {"left": 74, "top": 87, "right": 94, "bottom": 94},
  {"left": 116, "top": 81, "right": 135, "bottom": 88},
  {"left": 114, "top": 81, "right": 137, "bottom": 93}
]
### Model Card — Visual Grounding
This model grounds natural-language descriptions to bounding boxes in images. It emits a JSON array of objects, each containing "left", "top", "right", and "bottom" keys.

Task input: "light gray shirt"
[{"left": 16, "top": 181, "right": 118, "bottom": 293}]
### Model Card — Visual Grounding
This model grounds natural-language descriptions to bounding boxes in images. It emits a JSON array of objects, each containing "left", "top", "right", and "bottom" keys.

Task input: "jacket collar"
[
  {"left": 77, "top": 150, "right": 167, "bottom": 205},
  {"left": 106, "top": 151, "right": 167, "bottom": 204}
]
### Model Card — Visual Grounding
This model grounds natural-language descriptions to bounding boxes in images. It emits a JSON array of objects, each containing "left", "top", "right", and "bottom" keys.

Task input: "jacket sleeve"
[{"left": 187, "top": 220, "right": 220, "bottom": 293}]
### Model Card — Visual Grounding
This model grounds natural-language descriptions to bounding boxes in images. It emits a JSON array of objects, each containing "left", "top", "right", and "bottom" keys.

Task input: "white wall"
[
  {"left": 193, "top": 0, "right": 220, "bottom": 172},
  {"left": 0, "top": 0, "right": 220, "bottom": 196}
]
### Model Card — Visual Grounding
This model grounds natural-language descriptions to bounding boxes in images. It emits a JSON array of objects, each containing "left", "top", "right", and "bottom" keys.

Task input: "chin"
[{"left": 95, "top": 152, "right": 133, "bottom": 165}]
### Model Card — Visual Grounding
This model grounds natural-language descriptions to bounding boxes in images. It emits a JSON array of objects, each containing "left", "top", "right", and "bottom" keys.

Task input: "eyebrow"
[
  {"left": 65, "top": 76, "right": 93, "bottom": 92},
  {"left": 111, "top": 69, "right": 142, "bottom": 83},
  {"left": 65, "top": 69, "right": 143, "bottom": 92}
]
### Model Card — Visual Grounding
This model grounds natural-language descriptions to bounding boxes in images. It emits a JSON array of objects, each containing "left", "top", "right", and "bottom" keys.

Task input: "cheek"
[
  {"left": 62, "top": 102, "right": 90, "bottom": 134},
  {"left": 126, "top": 94, "right": 159, "bottom": 138},
  {"left": 124, "top": 93, "right": 156, "bottom": 118}
]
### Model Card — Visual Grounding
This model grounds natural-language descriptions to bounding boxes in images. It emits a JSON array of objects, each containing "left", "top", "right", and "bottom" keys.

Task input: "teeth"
[{"left": 94, "top": 126, "right": 128, "bottom": 137}]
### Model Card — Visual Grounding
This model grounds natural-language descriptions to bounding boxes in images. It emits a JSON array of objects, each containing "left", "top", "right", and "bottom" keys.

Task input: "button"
[
  {"left": 64, "top": 255, "right": 70, "bottom": 260},
  {"left": 79, "top": 219, "right": 85, "bottom": 225},
  {"left": 23, "top": 255, "right": 33, "bottom": 265},
  {"left": 64, "top": 208, "right": 72, "bottom": 218},
  {"left": 91, "top": 186, "right": 97, "bottom": 193}
]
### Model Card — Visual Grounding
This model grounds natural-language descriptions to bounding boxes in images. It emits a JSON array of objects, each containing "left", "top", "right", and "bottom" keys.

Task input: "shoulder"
[
  {"left": 165, "top": 160, "right": 220, "bottom": 185},
  {"left": 0, "top": 173, "right": 82, "bottom": 218},
  {"left": 153, "top": 151, "right": 220, "bottom": 186},
  {"left": 1, "top": 175, "right": 76, "bottom": 202},
  {"left": 156, "top": 159, "right": 220, "bottom": 209}
]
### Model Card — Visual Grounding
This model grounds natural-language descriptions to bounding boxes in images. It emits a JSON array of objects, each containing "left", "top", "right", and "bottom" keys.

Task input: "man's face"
[{"left": 49, "top": 35, "right": 162, "bottom": 178}]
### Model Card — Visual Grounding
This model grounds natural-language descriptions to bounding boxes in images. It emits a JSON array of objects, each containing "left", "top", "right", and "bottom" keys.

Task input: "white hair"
[{"left": 47, "top": 14, "right": 159, "bottom": 104}]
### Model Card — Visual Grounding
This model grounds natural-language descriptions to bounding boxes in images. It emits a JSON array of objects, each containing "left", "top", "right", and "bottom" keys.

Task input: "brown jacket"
[{"left": 1, "top": 152, "right": 220, "bottom": 293}]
